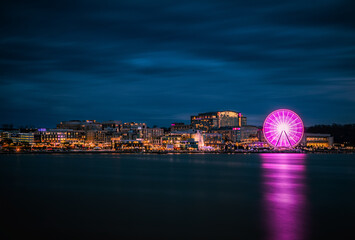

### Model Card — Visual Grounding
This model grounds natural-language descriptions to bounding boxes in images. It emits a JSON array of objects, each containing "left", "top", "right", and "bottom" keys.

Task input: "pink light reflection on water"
[{"left": 261, "top": 153, "right": 308, "bottom": 240}]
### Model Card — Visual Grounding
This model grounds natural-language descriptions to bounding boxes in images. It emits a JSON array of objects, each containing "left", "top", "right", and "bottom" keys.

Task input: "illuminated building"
[
  {"left": 301, "top": 133, "right": 333, "bottom": 148},
  {"left": 161, "top": 130, "right": 202, "bottom": 150},
  {"left": 112, "top": 139, "right": 144, "bottom": 151},
  {"left": 202, "top": 133, "right": 223, "bottom": 150},
  {"left": 18, "top": 133, "right": 35, "bottom": 145},
  {"left": 240, "top": 126, "right": 258, "bottom": 142},
  {"left": 211, "top": 127, "right": 240, "bottom": 143},
  {"left": 257, "top": 128, "right": 266, "bottom": 142},
  {"left": 119, "top": 122, "right": 147, "bottom": 140},
  {"left": 35, "top": 129, "right": 86, "bottom": 144},
  {"left": 143, "top": 128, "right": 164, "bottom": 143},
  {"left": 86, "top": 130, "right": 118, "bottom": 143},
  {"left": 191, "top": 111, "right": 246, "bottom": 131}
]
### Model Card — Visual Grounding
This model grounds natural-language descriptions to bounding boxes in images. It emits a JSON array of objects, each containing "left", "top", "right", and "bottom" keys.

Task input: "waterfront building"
[
  {"left": 191, "top": 111, "right": 246, "bottom": 131},
  {"left": 35, "top": 129, "right": 86, "bottom": 144},
  {"left": 202, "top": 133, "right": 223, "bottom": 150},
  {"left": 161, "top": 130, "right": 202, "bottom": 150},
  {"left": 240, "top": 126, "right": 258, "bottom": 142},
  {"left": 18, "top": 133, "right": 35, "bottom": 145},
  {"left": 257, "top": 128, "right": 266, "bottom": 142},
  {"left": 211, "top": 127, "right": 241, "bottom": 143},
  {"left": 118, "top": 122, "right": 146, "bottom": 141},
  {"left": 1, "top": 131, "right": 12, "bottom": 140},
  {"left": 112, "top": 139, "right": 144, "bottom": 151},
  {"left": 302, "top": 133, "right": 333, "bottom": 148},
  {"left": 161, "top": 135, "right": 199, "bottom": 151},
  {"left": 143, "top": 128, "right": 164, "bottom": 143},
  {"left": 86, "top": 130, "right": 116, "bottom": 143}
]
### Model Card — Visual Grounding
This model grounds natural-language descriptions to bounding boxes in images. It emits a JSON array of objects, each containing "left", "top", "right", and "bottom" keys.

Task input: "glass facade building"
[{"left": 191, "top": 111, "right": 246, "bottom": 131}]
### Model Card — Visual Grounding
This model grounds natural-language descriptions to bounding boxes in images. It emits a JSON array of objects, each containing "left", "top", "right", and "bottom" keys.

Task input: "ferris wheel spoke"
[
  {"left": 264, "top": 130, "right": 279, "bottom": 135},
  {"left": 268, "top": 116, "right": 280, "bottom": 126},
  {"left": 288, "top": 116, "right": 301, "bottom": 127},
  {"left": 270, "top": 133, "right": 281, "bottom": 145}
]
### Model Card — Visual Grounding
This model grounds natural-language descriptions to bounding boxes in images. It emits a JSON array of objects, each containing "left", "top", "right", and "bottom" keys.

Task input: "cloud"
[{"left": 0, "top": 0, "right": 354, "bottom": 127}]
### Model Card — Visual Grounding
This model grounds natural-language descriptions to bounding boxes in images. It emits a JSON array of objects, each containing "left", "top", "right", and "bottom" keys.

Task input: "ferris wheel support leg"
[
  {"left": 284, "top": 131, "right": 293, "bottom": 148},
  {"left": 275, "top": 132, "right": 283, "bottom": 147}
]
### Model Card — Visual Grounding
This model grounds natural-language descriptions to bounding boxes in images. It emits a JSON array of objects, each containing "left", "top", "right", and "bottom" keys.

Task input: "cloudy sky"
[{"left": 1, "top": 0, "right": 354, "bottom": 127}]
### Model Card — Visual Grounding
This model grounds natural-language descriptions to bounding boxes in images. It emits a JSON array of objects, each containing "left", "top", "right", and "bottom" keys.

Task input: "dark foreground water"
[{"left": 1, "top": 154, "right": 354, "bottom": 239}]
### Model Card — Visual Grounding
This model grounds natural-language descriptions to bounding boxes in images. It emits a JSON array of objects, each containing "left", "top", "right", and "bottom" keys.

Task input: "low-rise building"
[
  {"left": 143, "top": 128, "right": 164, "bottom": 140},
  {"left": 35, "top": 129, "right": 86, "bottom": 144},
  {"left": 302, "top": 133, "right": 333, "bottom": 148},
  {"left": 240, "top": 126, "right": 258, "bottom": 142},
  {"left": 112, "top": 139, "right": 144, "bottom": 151},
  {"left": 211, "top": 127, "right": 240, "bottom": 143},
  {"left": 162, "top": 130, "right": 202, "bottom": 150},
  {"left": 203, "top": 133, "right": 223, "bottom": 150},
  {"left": 18, "top": 133, "right": 35, "bottom": 145}
]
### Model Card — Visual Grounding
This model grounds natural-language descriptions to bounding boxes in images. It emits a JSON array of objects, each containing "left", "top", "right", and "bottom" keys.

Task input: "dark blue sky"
[{"left": 1, "top": 0, "right": 354, "bottom": 127}]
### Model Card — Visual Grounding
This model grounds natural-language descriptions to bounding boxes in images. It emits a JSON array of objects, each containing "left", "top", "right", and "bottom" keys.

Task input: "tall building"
[{"left": 191, "top": 111, "right": 246, "bottom": 131}]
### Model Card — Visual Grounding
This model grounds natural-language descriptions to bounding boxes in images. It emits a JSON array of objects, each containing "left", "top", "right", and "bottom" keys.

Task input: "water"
[{"left": 0, "top": 153, "right": 354, "bottom": 239}]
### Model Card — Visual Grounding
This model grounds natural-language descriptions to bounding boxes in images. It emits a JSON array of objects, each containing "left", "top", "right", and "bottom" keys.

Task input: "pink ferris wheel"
[{"left": 263, "top": 109, "right": 304, "bottom": 148}]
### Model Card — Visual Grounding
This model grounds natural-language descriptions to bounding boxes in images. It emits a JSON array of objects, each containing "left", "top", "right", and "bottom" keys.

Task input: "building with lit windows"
[
  {"left": 202, "top": 133, "right": 224, "bottom": 150},
  {"left": 161, "top": 130, "right": 202, "bottom": 150},
  {"left": 191, "top": 111, "right": 246, "bottom": 131},
  {"left": 240, "top": 126, "right": 258, "bottom": 142},
  {"left": 302, "top": 133, "right": 333, "bottom": 148},
  {"left": 35, "top": 129, "right": 86, "bottom": 144},
  {"left": 211, "top": 127, "right": 240, "bottom": 143},
  {"left": 143, "top": 128, "right": 164, "bottom": 143},
  {"left": 18, "top": 133, "right": 35, "bottom": 145}
]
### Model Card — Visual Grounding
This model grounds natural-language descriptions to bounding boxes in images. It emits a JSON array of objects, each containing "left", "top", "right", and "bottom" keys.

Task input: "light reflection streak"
[{"left": 261, "top": 154, "right": 308, "bottom": 240}]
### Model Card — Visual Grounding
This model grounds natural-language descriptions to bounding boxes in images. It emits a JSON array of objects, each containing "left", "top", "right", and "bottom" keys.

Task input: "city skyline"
[{"left": 1, "top": 0, "right": 354, "bottom": 127}]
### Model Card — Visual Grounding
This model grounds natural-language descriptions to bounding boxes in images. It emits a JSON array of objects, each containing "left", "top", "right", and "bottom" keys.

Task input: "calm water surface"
[{"left": 0, "top": 153, "right": 354, "bottom": 239}]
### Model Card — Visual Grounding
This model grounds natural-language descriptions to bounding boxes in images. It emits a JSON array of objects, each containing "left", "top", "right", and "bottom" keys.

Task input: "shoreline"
[{"left": 1, "top": 150, "right": 353, "bottom": 155}]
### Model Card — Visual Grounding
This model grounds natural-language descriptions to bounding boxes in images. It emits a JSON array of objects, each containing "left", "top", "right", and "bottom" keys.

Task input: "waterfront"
[{"left": 1, "top": 154, "right": 354, "bottom": 239}]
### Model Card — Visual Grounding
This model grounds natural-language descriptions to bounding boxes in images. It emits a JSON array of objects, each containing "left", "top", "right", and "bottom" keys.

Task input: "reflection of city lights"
[{"left": 261, "top": 153, "right": 308, "bottom": 240}]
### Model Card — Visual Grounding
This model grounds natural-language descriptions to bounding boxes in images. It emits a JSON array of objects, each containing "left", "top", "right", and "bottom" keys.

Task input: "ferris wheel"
[{"left": 263, "top": 109, "right": 304, "bottom": 148}]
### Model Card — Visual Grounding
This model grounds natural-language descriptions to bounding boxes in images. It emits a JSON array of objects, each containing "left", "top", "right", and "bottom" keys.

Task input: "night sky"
[{"left": 1, "top": 0, "right": 354, "bottom": 128}]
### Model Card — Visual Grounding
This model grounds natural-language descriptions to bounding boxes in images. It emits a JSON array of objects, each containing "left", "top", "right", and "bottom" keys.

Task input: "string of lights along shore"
[{"left": 0, "top": 108, "right": 343, "bottom": 153}]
